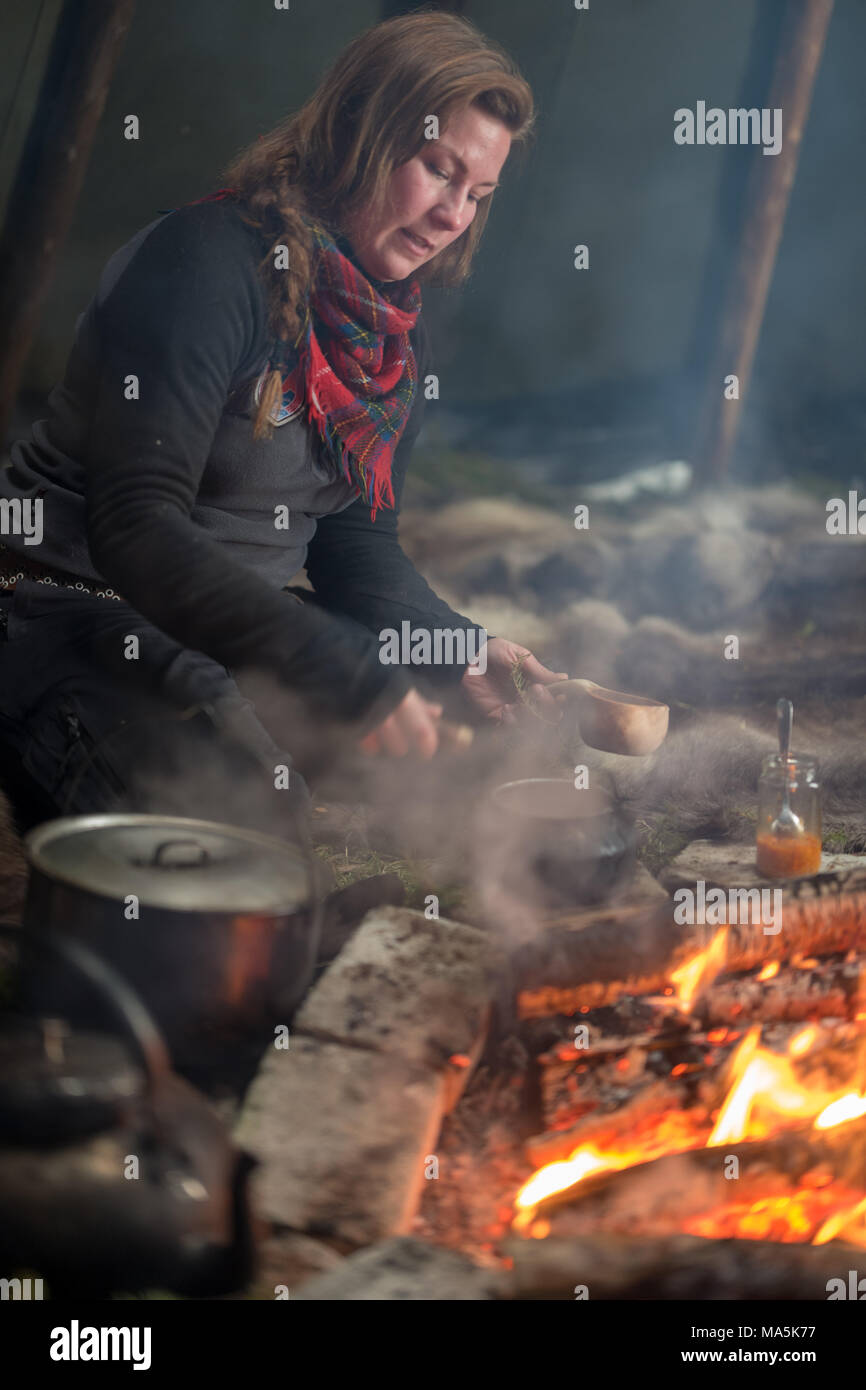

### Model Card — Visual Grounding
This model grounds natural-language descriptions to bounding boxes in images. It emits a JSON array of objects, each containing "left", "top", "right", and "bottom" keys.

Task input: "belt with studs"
[{"left": 0, "top": 544, "right": 123, "bottom": 601}]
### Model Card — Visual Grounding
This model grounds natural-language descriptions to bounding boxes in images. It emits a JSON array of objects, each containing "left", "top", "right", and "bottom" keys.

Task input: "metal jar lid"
[{"left": 25, "top": 814, "right": 313, "bottom": 914}]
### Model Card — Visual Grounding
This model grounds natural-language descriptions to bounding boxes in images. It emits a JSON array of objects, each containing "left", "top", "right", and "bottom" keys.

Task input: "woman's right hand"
[{"left": 357, "top": 689, "right": 442, "bottom": 759}]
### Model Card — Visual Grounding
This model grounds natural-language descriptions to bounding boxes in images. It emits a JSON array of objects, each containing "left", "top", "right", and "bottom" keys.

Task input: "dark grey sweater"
[{"left": 0, "top": 197, "right": 482, "bottom": 722}]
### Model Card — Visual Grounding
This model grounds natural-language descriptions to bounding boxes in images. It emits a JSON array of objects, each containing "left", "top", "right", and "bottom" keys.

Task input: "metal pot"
[
  {"left": 21, "top": 813, "right": 323, "bottom": 1059},
  {"left": 487, "top": 777, "right": 636, "bottom": 909}
]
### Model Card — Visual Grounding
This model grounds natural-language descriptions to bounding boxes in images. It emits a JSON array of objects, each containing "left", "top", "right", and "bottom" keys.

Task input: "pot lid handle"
[{"left": 149, "top": 838, "right": 211, "bottom": 869}]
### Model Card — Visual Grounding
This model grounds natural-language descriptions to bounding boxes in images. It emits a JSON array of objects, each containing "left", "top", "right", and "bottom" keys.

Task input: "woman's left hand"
[{"left": 460, "top": 636, "right": 567, "bottom": 726}]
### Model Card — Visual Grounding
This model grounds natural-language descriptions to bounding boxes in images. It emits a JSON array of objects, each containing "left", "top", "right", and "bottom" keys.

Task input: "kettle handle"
[{"left": 0, "top": 922, "right": 172, "bottom": 1095}]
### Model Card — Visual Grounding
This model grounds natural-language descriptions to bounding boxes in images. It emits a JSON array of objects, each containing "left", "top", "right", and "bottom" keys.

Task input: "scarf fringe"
[{"left": 303, "top": 369, "right": 395, "bottom": 520}]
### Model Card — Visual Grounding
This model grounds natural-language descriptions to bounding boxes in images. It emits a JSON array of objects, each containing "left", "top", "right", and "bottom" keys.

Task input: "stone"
[
  {"left": 660, "top": 838, "right": 866, "bottom": 894},
  {"left": 247, "top": 1230, "right": 344, "bottom": 1298},
  {"left": 296, "top": 907, "right": 505, "bottom": 1110},
  {"left": 292, "top": 1236, "right": 503, "bottom": 1300},
  {"left": 235, "top": 1035, "right": 446, "bottom": 1249}
]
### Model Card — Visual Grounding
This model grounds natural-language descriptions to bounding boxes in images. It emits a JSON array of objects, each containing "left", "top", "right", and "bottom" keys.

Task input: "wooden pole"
[
  {"left": 693, "top": 0, "right": 835, "bottom": 486},
  {"left": 0, "top": 0, "right": 136, "bottom": 441}
]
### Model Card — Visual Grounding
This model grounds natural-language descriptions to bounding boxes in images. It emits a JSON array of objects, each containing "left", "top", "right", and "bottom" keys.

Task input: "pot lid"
[{"left": 25, "top": 814, "right": 313, "bottom": 913}]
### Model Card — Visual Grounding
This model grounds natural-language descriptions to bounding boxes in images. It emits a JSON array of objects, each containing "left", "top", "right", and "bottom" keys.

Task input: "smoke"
[
  {"left": 610, "top": 711, "right": 866, "bottom": 829},
  {"left": 18, "top": 478, "right": 857, "bottom": 973},
  {"left": 106, "top": 688, "right": 317, "bottom": 852}
]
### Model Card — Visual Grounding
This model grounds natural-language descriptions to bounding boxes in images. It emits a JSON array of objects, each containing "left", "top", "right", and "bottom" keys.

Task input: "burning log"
[
  {"left": 691, "top": 960, "right": 855, "bottom": 1027},
  {"left": 723, "top": 871, "right": 866, "bottom": 970},
  {"left": 528, "top": 1117, "right": 866, "bottom": 1246},
  {"left": 514, "top": 901, "right": 683, "bottom": 1016},
  {"left": 536, "top": 1032, "right": 691, "bottom": 1136},
  {"left": 503, "top": 1232, "right": 866, "bottom": 1301},
  {"left": 535, "top": 1002, "right": 865, "bottom": 1145},
  {"left": 516, "top": 867, "right": 866, "bottom": 1017},
  {"left": 526, "top": 1078, "right": 700, "bottom": 1170},
  {"left": 529, "top": 1017, "right": 866, "bottom": 1170}
]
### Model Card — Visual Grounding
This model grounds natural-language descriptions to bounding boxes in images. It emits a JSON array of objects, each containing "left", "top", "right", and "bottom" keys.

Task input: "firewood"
[
  {"left": 526, "top": 1078, "right": 697, "bottom": 1169},
  {"left": 516, "top": 873, "right": 866, "bottom": 1014},
  {"left": 533, "top": 1117, "right": 866, "bottom": 1234},
  {"left": 535, "top": 1023, "right": 696, "bottom": 1134},
  {"left": 719, "top": 873, "right": 866, "bottom": 972},
  {"left": 692, "top": 963, "right": 854, "bottom": 1026},
  {"left": 502, "top": 1231, "right": 866, "bottom": 1300},
  {"left": 519, "top": 975, "right": 669, "bottom": 1019},
  {"left": 514, "top": 900, "right": 684, "bottom": 1012},
  {"left": 535, "top": 1017, "right": 866, "bottom": 1163}
]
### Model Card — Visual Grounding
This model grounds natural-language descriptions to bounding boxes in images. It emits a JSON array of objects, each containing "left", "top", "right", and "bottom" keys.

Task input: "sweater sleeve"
[
  {"left": 304, "top": 317, "right": 487, "bottom": 687},
  {"left": 84, "top": 202, "right": 410, "bottom": 725}
]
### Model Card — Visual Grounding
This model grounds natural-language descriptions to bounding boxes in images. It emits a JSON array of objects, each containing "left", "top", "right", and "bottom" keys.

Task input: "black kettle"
[{"left": 0, "top": 924, "right": 256, "bottom": 1298}]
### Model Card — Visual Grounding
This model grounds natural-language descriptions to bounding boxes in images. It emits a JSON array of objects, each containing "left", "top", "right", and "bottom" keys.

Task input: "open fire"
[{"left": 514, "top": 927, "right": 866, "bottom": 1248}]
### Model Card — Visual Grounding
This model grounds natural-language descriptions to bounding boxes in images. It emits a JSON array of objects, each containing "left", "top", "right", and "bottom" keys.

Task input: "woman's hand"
[
  {"left": 460, "top": 636, "right": 567, "bottom": 726},
  {"left": 357, "top": 689, "right": 442, "bottom": 759}
]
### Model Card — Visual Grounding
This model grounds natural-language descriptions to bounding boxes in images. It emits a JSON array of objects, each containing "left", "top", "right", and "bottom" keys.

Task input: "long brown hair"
[{"left": 221, "top": 10, "right": 534, "bottom": 440}]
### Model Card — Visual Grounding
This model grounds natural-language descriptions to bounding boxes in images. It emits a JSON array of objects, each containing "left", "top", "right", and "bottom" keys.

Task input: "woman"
[{"left": 0, "top": 12, "right": 563, "bottom": 841}]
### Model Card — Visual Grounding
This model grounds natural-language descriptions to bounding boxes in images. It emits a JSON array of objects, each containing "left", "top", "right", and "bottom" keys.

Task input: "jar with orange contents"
[{"left": 755, "top": 752, "right": 822, "bottom": 878}]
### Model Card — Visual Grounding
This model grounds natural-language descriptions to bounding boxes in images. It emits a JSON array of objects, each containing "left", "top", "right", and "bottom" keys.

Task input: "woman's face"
[{"left": 343, "top": 104, "right": 512, "bottom": 282}]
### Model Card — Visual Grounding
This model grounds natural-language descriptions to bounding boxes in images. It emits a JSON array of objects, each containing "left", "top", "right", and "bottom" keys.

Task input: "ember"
[
  {"left": 684, "top": 1185, "right": 866, "bottom": 1245},
  {"left": 514, "top": 940, "right": 866, "bottom": 1248}
]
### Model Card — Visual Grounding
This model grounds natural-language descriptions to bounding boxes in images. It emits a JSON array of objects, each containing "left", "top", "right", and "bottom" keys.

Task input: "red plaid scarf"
[
  {"left": 187, "top": 189, "right": 421, "bottom": 518},
  {"left": 300, "top": 224, "right": 421, "bottom": 518}
]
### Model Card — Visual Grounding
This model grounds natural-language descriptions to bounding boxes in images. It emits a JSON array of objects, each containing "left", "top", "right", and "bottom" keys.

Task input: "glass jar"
[{"left": 756, "top": 753, "right": 822, "bottom": 878}]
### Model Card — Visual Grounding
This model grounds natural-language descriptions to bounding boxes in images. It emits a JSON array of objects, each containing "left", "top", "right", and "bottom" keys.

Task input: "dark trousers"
[{"left": 0, "top": 580, "right": 311, "bottom": 842}]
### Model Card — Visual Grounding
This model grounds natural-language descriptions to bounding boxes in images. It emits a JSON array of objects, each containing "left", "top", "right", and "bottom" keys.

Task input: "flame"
[
  {"left": 669, "top": 928, "right": 729, "bottom": 1011},
  {"left": 514, "top": 1111, "right": 706, "bottom": 1221},
  {"left": 515, "top": 1017, "right": 866, "bottom": 1243},
  {"left": 686, "top": 1188, "right": 866, "bottom": 1246},
  {"left": 707, "top": 1025, "right": 830, "bottom": 1146},
  {"left": 515, "top": 1144, "right": 619, "bottom": 1218},
  {"left": 813, "top": 1194, "right": 866, "bottom": 1246},
  {"left": 789, "top": 1024, "right": 820, "bottom": 1057},
  {"left": 756, "top": 960, "right": 780, "bottom": 982},
  {"left": 815, "top": 1092, "right": 866, "bottom": 1129}
]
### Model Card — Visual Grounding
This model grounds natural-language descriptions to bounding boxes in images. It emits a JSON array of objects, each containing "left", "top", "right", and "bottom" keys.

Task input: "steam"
[{"left": 39, "top": 475, "right": 863, "bottom": 965}]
